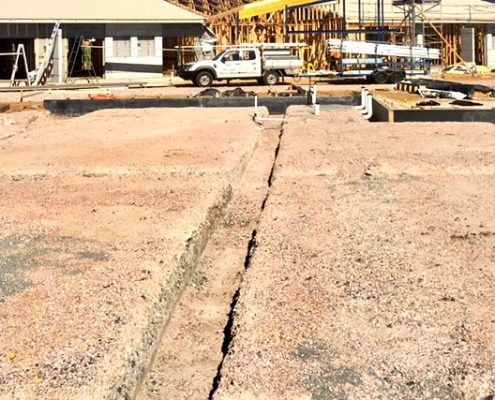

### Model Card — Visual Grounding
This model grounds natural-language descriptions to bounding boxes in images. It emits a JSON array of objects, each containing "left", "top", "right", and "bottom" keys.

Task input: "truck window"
[
  {"left": 212, "top": 51, "right": 225, "bottom": 61},
  {"left": 241, "top": 50, "right": 256, "bottom": 61},
  {"left": 222, "top": 51, "right": 240, "bottom": 62}
]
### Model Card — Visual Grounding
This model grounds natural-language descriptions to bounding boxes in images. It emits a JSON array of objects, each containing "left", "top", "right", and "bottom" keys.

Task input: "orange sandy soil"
[
  {"left": 0, "top": 107, "right": 261, "bottom": 399},
  {"left": 214, "top": 106, "right": 495, "bottom": 400}
]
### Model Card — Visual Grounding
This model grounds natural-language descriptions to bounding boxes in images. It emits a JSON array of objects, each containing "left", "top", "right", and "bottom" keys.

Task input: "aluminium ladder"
[
  {"left": 66, "top": 35, "right": 83, "bottom": 81},
  {"left": 9, "top": 44, "right": 31, "bottom": 86},
  {"left": 32, "top": 21, "right": 61, "bottom": 85},
  {"left": 65, "top": 35, "right": 98, "bottom": 83}
]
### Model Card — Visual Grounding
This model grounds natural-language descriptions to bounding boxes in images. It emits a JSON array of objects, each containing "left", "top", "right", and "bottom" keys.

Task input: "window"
[
  {"left": 113, "top": 37, "right": 130, "bottom": 58},
  {"left": 241, "top": 50, "right": 256, "bottom": 61},
  {"left": 222, "top": 51, "right": 240, "bottom": 62},
  {"left": 138, "top": 37, "right": 155, "bottom": 57}
]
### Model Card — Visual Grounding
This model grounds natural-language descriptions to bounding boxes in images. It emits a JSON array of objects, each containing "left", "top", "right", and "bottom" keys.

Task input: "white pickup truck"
[{"left": 179, "top": 44, "right": 304, "bottom": 87}]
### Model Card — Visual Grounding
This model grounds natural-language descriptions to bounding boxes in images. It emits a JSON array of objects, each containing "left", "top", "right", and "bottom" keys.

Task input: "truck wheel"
[
  {"left": 262, "top": 70, "right": 279, "bottom": 86},
  {"left": 372, "top": 71, "right": 389, "bottom": 84},
  {"left": 195, "top": 71, "right": 213, "bottom": 87},
  {"left": 389, "top": 71, "right": 405, "bottom": 84}
]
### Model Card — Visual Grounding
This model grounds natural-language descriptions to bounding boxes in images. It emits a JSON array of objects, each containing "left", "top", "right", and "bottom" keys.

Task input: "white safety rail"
[{"left": 328, "top": 39, "right": 440, "bottom": 60}]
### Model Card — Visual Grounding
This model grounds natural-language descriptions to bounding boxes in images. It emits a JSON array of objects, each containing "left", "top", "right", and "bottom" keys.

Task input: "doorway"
[{"left": 67, "top": 37, "right": 105, "bottom": 78}]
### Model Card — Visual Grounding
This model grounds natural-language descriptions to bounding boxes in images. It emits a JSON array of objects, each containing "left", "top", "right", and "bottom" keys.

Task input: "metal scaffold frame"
[
  {"left": 392, "top": 1, "right": 479, "bottom": 66},
  {"left": 392, "top": 0, "right": 441, "bottom": 46}
]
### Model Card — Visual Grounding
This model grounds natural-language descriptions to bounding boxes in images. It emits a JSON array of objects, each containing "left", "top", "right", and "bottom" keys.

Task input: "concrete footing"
[
  {"left": 371, "top": 97, "right": 495, "bottom": 123},
  {"left": 44, "top": 96, "right": 359, "bottom": 116}
]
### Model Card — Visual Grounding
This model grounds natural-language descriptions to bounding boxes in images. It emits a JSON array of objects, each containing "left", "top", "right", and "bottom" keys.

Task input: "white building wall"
[
  {"left": 104, "top": 24, "right": 163, "bottom": 79},
  {"left": 104, "top": 36, "right": 163, "bottom": 79}
]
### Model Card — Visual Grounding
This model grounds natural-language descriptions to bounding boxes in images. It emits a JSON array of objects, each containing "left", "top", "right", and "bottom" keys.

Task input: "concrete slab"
[
  {"left": 214, "top": 106, "right": 495, "bottom": 399},
  {"left": 0, "top": 107, "right": 262, "bottom": 399}
]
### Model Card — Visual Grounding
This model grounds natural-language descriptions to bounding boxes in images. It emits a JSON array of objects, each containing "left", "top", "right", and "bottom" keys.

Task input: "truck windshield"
[{"left": 212, "top": 51, "right": 226, "bottom": 61}]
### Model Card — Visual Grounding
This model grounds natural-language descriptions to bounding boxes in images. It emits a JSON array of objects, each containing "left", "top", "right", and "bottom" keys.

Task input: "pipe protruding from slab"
[
  {"left": 360, "top": 94, "right": 373, "bottom": 120},
  {"left": 355, "top": 87, "right": 369, "bottom": 111}
]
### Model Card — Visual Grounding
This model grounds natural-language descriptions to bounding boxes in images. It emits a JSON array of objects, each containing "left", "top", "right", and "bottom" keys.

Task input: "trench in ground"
[
  {"left": 208, "top": 119, "right": 284, "bottom": 399},
  {"left": 136, "top": 117, "right": 286, "bottom": 400},
  {"left": 106, "top": 115, "right": 261, "bottom": 400}
]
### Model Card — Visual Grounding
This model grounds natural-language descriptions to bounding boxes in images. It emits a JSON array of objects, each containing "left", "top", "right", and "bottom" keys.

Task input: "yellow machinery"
[{"left": 238, "top": 0, "right": 326, "bottom": 19}]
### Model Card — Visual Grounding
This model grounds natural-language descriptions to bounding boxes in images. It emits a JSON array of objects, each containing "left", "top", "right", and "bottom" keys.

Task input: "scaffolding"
[
  {"left": 392, "top": 1, "right": 475, "bottom": 66},
  {"left": 392, "top": 1, "right": 441, "bottom": 46}
]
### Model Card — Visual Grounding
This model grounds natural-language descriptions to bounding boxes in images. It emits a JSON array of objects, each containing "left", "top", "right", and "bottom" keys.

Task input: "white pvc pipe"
[
  {"left": 314, "top": 103, "right": 320, "bottom": 116},
  {"left": 311, "top": 84, "right": 317, "bottom": 105},
  {"left": 355, "top": 87, "right": 368, "bottom": 111},
  {"left": 362, "top": 94, "right": 373, "bottom": 120},
  {"left": 254, "top": 95, "right": 258, "bottom": 118},
  {"left": 360, "top": 92, "right": 369, "bottom": 115}
]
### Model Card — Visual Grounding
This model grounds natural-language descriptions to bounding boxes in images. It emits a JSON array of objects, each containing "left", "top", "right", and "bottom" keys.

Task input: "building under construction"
[{"left": 176, "top": 0, "right": 495, "bottom": 70}]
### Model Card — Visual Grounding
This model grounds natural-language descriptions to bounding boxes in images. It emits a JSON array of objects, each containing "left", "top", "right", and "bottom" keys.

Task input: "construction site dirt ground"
[
  {"left": 0, "top": 107, "right": 264, "bottom": 399},
  {"left": 212, "top": 107, "right": 495, "bottom": 400},
  {"left": 1, "top": 102, "right": 495, "bottom": 399}
]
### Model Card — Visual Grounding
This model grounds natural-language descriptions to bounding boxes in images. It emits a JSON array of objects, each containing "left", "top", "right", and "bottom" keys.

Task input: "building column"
[
  {"left": 52, "top": 29, "right": 64, "bottom": 84},
  {"left": 485, "top": 26, "right": 495, "bottom": 68},
  {"left": 154, "top": 36, "right": 163, "bottom": 58},
  {"left": 130, "top": 36, "right": 138, "bottom": 57},
  {"left": 105, "top": 37, "right": 114, "bottom": 58}
]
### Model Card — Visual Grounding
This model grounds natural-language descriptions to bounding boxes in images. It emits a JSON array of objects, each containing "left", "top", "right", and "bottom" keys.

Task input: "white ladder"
[
  {"left": 9, "top": 44, "right": 31, "bottom": 87},
  {"left": 32, "top": 21, "right": 60, "bottom": 85}
]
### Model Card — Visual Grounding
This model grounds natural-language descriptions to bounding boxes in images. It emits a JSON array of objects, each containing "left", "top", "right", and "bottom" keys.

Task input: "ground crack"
[{"left": 208, "top": 119, "right": 286, "bottom": 400}]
